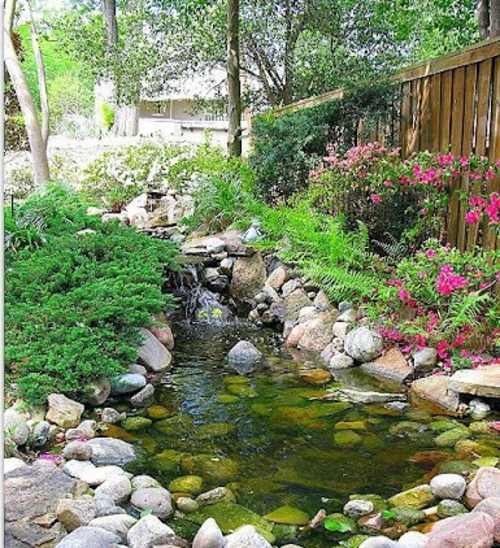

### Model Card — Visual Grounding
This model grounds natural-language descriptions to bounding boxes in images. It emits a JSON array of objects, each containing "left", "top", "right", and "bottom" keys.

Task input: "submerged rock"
[
  {"left": 182, "top": 454, "right": 240, "bottom": 483},
  {"left": 121, "top": 416, "right": 153, "bottom": 431},
  {"left": 168, "top": 475, "right": 204, "bottom": 495},
  {"left": 437, "top": 499, "right": 468, "bottom": 518},
  {"left": 263, "top": 505, "right": 310, "bottom": 525},
  {"left": 227, "top": 341, "right": 263, "bottom": 374},
  {"left": 196, "top": 486, "right": 237, "bottom": 506}
]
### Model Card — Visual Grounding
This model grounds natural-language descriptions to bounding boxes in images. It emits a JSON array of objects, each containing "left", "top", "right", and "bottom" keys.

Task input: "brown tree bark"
[
  {"left": 26, "top": 0, "right": 49, "bottom": 147},
  {"left": 227, "top": 0, "right": 242, "bottom": 157},
  {"left": 4, "top": 29, "right": 50, "bottom": 184},
  {"left": 490, "top": 0, "right": 500, "bottom": 36},
  {"left": 101, "top": 0, "right": 118, "bottom": 48},
  {"left": 478, "top": 0, "right": 490, "bottom": 38}
]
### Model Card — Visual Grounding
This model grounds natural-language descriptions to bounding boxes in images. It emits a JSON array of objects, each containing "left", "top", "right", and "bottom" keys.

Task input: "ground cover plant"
[{"left": 4, "top": 182, "right": 180, "bottom": 405}]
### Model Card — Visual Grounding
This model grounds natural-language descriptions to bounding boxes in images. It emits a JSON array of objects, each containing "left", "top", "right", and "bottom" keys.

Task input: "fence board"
[{"left": 430, "top": 73, "right": 441, "bottom": 152}]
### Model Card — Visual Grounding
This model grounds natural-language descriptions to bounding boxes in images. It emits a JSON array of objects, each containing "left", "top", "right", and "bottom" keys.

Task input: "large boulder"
[
  {"left": 192, "top": 517, "right": 225, "bottom": 548},
  {"left": 297, "top": 313, "right": 335, "bottom": 353},
  {"left": 227, "top": 341, "right": 263, "bottom": 374},
  {"left": 137, "top": 328, "right": 172, "bottom": 372},
  {"left": 5, "top": 460, "right": 77, "bottom": 547},
  {"left": 148, "top": 325, "right": 174, "bottom": 350},
  {"left": 46, "top": 394, "right": 84, "bottom": 428},
  {"left": 473, "top": 497, "right": 500, "bottom": 541},
  {"left": 127, "top": 514, "right": 176, "bottom": 548},
  {"left": 87, "top": 438, "right": 136, "bottom": 466},
  {"left": 230, "top": 254, "right": 267, "bottom": 302},
  {"left": 426, "top": 511, "right": 494, "bottom": 548},
  {"left": 345, "top": 327, "right": 384, "bottom": 363},
  {"left": 449, "top": 365, "right": 500, "bottom": 398},
  {"left": 56, "top": 525, "right": 122, "bottom": 547},
  {"left": 361, "top": 348, "right": 412, "bottom": 383},
  {"left": 409, "top": 376, "right": 461, "bottom": 416},
  {"left": 465, "top": 467, "right": 500, "bottom": 508}
]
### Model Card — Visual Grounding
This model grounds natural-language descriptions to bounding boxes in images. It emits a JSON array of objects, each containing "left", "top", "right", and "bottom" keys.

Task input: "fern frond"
[{"left": 442, "top": 291, "right": 491, "bottom": 330}]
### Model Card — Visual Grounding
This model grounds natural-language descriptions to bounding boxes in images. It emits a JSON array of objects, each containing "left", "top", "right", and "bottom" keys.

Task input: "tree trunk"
[
  {"left": 227, "top": 0, "right": 242, "bottom": 157},
  {"left": 478, "top": 0, "right": 490, "bottom": 38},
  {"left": 112, "top": 104, "right": 139, "bottom": 136},
  {"left": 490, "top": 0, "right": 500, "bottom": 36},
  {"left": 26, "top": 0, "right": 49, "bottom": 147},
  {"left": 101, "top": 0, "right": 118, "bottom": 47},
  {"left": 4, "top": 27, "right": 50, "bottom": 184}
]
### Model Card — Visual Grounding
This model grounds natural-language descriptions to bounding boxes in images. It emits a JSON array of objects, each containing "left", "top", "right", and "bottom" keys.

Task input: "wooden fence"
[{"left": 268, "top": 37, "right": 500, "bottom": 252}]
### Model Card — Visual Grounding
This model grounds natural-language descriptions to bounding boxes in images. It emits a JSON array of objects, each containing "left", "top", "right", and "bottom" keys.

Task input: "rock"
[
  {"left": 168, "top": 475, "right": 204, "bottom": 495},
  {"left": 437, "top": 499, "right": 468, "bottom": 518},
  {"left": 4, "top": 408, "right": 31, "bottom": 446},
  {"left": 345, "top": 327, "right": 384, "bottom": 363},
  {"left": 284, "top": 289, "right": 313, "bottom": 321},
  {"left": 344, "top": 499, "right": 375, "bottom": 518},
  {"left": 469, "top": 398, "right": 491, "bottom": 420},
  {"left": 332, "top": 321, "right": 349, "bottom": 340},
  {"left": 56, "top": 525, "right": 122, "bottom": 547},
  {"left": 430, "top": 474, "right": 466, "bottom": 499},
  {"left": 177, "top": 496, "right": 200, "bottom": 513},
  {"left": 286, "top": 324, "right": 306, "bottom": 347},
  {"left": 196, "top": 487, "right": 236, "bottom": 506},
  {"left": 192, "top": 517, "right": 224, "bottom": 548},
  {"left": 359, "top": 537, "right": 398, "bottom": 548},
  {"left": 220, "top": 257, "right": 235, "bottom": 276},
  {"left": 131, "top": 487, "right": 173, "bottom": 519},
  {"left": 388, "top": 484, "right": 435, "bottom": 510},
  {"left": 128, "top": 363, "right": 148, "bottom": 376},
  {"left": 5, "top": 460, "right": 77, "bottom": 547},
  {"left": 339, "top": 389, "right": 407, "bottom": 404},
  {"left": 86, "top": 377, "right": 111, "bottom": 406},
  {"left": 329, "top": 353, "right": 354, "bottom": 369},
  {"left": 361, "top": 348, "right": 412, "bottom": 383},
  {"left": 298, "top": 314, "right": 335, "bottom": 352},
  {"left": 65, "top": 427, "right": 95, "bottom": 441},
  {"left": 94, "top": 475, "right": 132, "bottom": 505},
  {"left": 337, "top": 308, "right": 357, "bottom": 323},
  {"left": 434, "top": 426, "right": 470, "bottom": 447},
  {"left": 181, "top": 236, "right": 226, "bottom": 255},
  {"left": 57, "top": 496, "right": 96, "bottom": 531},
  {"left": 32, "top": 420, "right": 51, "bottom": 447},
  {"left": 187, "top": 502, "right": 274, "bottom": 542},
  {"left": 225, "top": 525, "right": 272, "bottom": 548},
  {"left": 87, "top": 206, "right": 107, "bottom": 216},
  {"left": 45, "top": 394, "right": 84, "bottom": 428},
  {"left": 320, "top": 343, "right": 336, "bottom": 364},
  {"left": 426, "top": 511, "right": 494, "bottom": 548},
  {"left": 101, "top": 408, "right": 125, "bottom": 424},
  {"left": 121, "top": 416, "right": 153, "bottom": 431},
  {"left": 465, "top": 467, "right": 500, "bottom": 508},
  {"left": 263, "top": 505, "right": 309, "bottom": 525},
  {"left": 409, "top": 376, "right": 461, "bottom": 416},
  {"left": 148, "top": 325, "right": 174, "bottom": 350},
  {"left": 4, "top": 457, "right": 25, "bottom": 474},
  {"left": 449, "top": 365, "right": 500, "bottom": 398},
  {"left": 473, "top": 497, "right": 500, "bottom": 541},
  {"left": 314, "top": 289, "right": 330, "bottom": 311},
  {"left": 398, "top": 531, "right": 428, "bottom": 548},
  {"left": 127, "top": 515, "right": 176, "bottom": 548},
  {"left": 137, "top": 327, "right": 172, "bottom": 372},
  {"left": 266, "top": 266, "right": 288, "bottom": 290},
  {"left": 87, "top": 437, "right": 136, "bottom": 466},
  {"left": 334, "top": 429, "right": 362, "bottom": 448},
  {"left": 130, "top": 384, "right": 155, "bottom": 406},
  {"left": 182, "top": 454, "right": 240, "bottom": 483},
  {"left": 339, "top": 300, "right": 353, "bottom": 312},
  {"left": 230, "top": 254, "right": 267, "bottom": 302},
  {"left": 110, "top": 373, "right": 147, "bottom": 395},
  {"left": 94, "top": 498, "right": 127, "bottom": 517},
  {"left": 62, "top": 441, "right": 93, "bottom": 461},
  {"left": 227, "top": 341, "right": 263, "bottom": 374},
  {"left": 89, "top": 515, "right": 137, "bottom": 542},
  {"left": 131, "top": 475, "right": 162, "bottom": 491},
  {"left": 261, "top": 284, "right": 280, "bottom": 302},
  {"left": 390, "top": 421, "right": 428, "bottom": 437},
  {"left": 392, "top": 507, "right": 426, "bottom": 526},
  {"left": 412, "top": 348, "right": 438, "bottom": 372}
]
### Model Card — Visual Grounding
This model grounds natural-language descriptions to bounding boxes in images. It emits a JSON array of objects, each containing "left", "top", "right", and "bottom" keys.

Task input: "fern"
[{"left": 443, "top": 291, "right": 491, "bottom": 330}]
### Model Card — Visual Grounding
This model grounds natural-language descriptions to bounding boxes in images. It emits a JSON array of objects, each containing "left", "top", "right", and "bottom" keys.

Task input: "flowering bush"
[
  {"left": 308, "top": 143, "right": 500, "bottom": 248},
  {"left": 367, "top": 240, "right": 500, "bottom": 371}
]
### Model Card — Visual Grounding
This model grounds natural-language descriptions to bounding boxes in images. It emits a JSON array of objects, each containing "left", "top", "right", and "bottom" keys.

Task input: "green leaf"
[
  {"left": 323, "top": 517, "right": 352, "bottom": 532},
  {"left": 140, "top": 508, "right": 153, "bottom": 518},
  {"left": 382, "top": 510, "right": 396, "bottom": 519}
]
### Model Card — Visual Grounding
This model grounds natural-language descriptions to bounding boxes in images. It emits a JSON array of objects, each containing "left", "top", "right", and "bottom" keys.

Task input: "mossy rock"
[
  {"left": 334, "top": 430, "right": 362, "bottom": 449},
  {"left": 345, "top": 535, "right": 371, "bottom": 548},
  {"left": 217, "top": 394, "right": 240, "bottom": 404},
  {"left": 360, "top": 433, "right": 384, "bottom": 452},
  {"left": 181, "top": 454, "right": 240, "bottom": 483},
  {"left": 252, "top": 403, "right": 272, "bottom": 416},
  {"left": 147, "top": 405, "right": 170, "bottom": 419},
  {"left": 102, "top": 424, "right": 137, "bottom": 442},
  {"left": 223, "top": 375, "right": 251, "bottom": 384},
  {"left": 169, "top": 517, "right": 200, "bottom": 541},
  {"left": 197, "top": 422, "right": 237, "bottom": 439},
  {"left": 272, "top": 523, "right": 298, "bottom": 542},
  {"left": 404, "top": 410, "right": 432, "bottom": 423},
  {"left": 168, "top": 475, "right": 204, "bottom": 495},
  {"left": 437, "top": 499, "right": 468, "bottom": 518},
  {"left": 473, "top": 456, "right": 499, "bottom": 467},
  {"left": 187, "top": 502, "right": 275, "bottom": 543},
  {"left": 392, "top": 507, "right": 426, "bottom": 526},
  {"left": 434, "top": 426, "right": 470, "bottom": 447},
  {"left": 435, "top": 459, "right": 478, "bottom": 475},
  {"left": 390, "top": 421, "right": 427, "bottom": 437},
  {"left": 469, "top": 421, "right": 493, "bottom": 435},
  {"left": 149, "top": 449, "right": 185, "bottom": 472},
  {"left": 226, "top": 384, "right": 258, "bottom": 398},
  {"left": 388, "top": 485, "right": 435, "bottom": 510},
  {"left": 121, "top": 416, "right": 153, "bottom": 431},
  {"left": 154, "top": 414, "right": 194, "bottom": 435},
  {"left": 335, "top": 421, "right": 366, "bottom": 431},
  {"left": 429, "top": 419, "right": 460, "bottom": 433},
  {"left": 264, "top": 505, "right": 309, "bottom": 525},
  {"left": 454, "top": 439, "right": 482, "bottom": 460},
  {"left": 349, "top": 494, "right": 387, "bottom": 513}
]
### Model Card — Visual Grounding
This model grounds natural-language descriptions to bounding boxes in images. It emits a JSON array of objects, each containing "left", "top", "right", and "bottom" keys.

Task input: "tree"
[
  {"left": 4, "top": 0, "right": 50, "bottom": 183},
  {"left": 227, "top": 0, "right": 242, "bottom": 156},
  {"left": 478, "top": 0, "right": 500, "bottom": 38}
]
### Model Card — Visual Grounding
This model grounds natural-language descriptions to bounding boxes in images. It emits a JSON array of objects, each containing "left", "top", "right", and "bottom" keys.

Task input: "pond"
[{"left": 113, "top": 321, "right": 469, "bottom": 546}]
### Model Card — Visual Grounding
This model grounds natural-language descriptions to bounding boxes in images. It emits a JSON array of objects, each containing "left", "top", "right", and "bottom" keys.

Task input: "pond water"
[{"left": 115, "top": 322, "right": 470, "bottom": 546}]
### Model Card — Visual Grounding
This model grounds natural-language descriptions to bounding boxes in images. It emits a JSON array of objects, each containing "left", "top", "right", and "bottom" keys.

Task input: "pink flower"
[
  {"left": 418, "top": 271, "right": 426, "bottom": 278},
  {"left": 426, "top": 249, "right": 437, "bottom": 257},
  {"left": 486, "top": 170, "right": 496, "bottom": 180},
  {"left": 370, "top": 194, "right": 382, "bottom": 204},
  {"left": 421, "top": 208, "right": 429, "bottom": 215},
  {"left": 39, "top": 454, "right": 61, "bottom": 463},
  {"left": 384, "top": 180, "right": 393, "bottom": 187},
  {"left": 398, "top": 288, "right": 411, "bottom": 301},
  {"left": 436, "top": 264, "right": 469, "bottom": 295},
  {"left": 459, "top": 157, "right": 468, "bottom": 168},
  {"left": 465, "top": 209, "right": 481, "bottom": 224},
  {"left": 437, "top": 340, "right": 449, "bottom": 359}
]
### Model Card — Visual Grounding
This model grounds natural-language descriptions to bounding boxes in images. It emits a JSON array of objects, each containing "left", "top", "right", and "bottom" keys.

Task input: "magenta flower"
[
  {"left": 465, "top": 209, "right": 481, "bottom": 224},
  {"left": 370, "top": 194, "right": 382, "bottom": 204},
  {"left": 425, "top": 249, "right": 437, "bottom": 257},
  {"left": 436, "top": 265, "right": 468, "bottom": 295}
]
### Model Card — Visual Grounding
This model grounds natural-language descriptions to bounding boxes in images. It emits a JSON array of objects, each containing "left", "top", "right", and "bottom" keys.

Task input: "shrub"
[
  {"left": 368, "top": 240, "right": 500, "bottom": 370},
  {"left": 249, "top": 81, "right": 398, "bottom": 202},
  {"left": 101, "top": 102, "right": 115, "bottom": 130},
  {"left": 5, "top": 183, "right": 180, "bottom": 405}
]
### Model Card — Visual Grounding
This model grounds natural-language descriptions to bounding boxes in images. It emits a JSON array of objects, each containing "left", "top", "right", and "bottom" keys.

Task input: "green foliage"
[
  {"left": 323, "top": 517, "right": 352, "bottom": 533},
  {"left": 5, "top": 183, "right": 180, "bottom": 405},
  {"left": 101, "top": 102, "right": 115, "bottom": 130},
  {"left": 4, "top": 208, "right": 46, "bottom": 253},
  {"left": 249, "top": 81, "right": 398, "bottom": 202}
]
